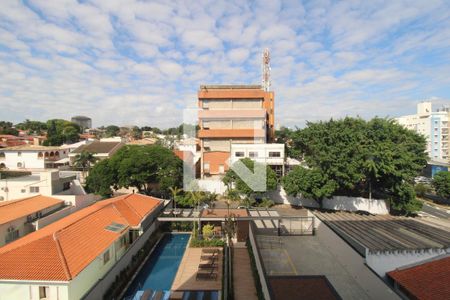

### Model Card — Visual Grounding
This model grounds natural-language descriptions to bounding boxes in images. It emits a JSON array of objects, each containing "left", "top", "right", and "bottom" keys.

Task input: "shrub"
[
  {"left": 202, "top": 224, "right": 214, "bottom": 240},
  {"left": 414, "top": 183, "right": 431, "bottom": 197},
  {"left": 433, "top": 171, "right": 450, "bottom": 199},
  {"left": 190, "top": 238, "right": 225, "bottom": 248}
]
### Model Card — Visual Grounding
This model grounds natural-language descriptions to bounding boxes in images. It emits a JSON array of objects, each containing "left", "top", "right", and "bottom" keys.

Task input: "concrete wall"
[
  {"left": 366, "top": 248, "right": 450, "bottom": 278},
  {"left": 270, "top": 187, "right": 389, "bottom": 214},
  {"left": 0, "top": 281, "right": 69, "bottom": 300},
  {"left": 197, "top": 179, "right": 227, "bottom": 194},
  {"left": 248, "top": 223, "right": 270, "bottom": 300}
]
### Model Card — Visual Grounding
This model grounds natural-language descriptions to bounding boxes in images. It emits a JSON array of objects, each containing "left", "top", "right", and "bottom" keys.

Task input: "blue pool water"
[{"left": 124, "top": 233, "right": 190, "bottom": 299}]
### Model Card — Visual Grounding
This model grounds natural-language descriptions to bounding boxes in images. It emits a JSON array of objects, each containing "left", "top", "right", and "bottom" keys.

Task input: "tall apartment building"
[
  {"left": 396, "top": 102, "right": 450, "bottom": 161},
  {"left": 198, "top": 85, "right": 279, "bottom": 178}
]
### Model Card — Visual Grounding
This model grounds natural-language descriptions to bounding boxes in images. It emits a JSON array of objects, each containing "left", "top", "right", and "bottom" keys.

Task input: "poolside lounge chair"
[
  {"left": 196, "top": 270, "right": 218, "bottom": 281},
  {"left": 198, "top": 264, "right": 217, "bottom": 270},
  {"left": 200, "top": 252, "right": 218, "bottom": 260},
  {"left": 140, "top": 289, "right": 153, "bottom": 300},
  {"left": 202, "top": 248, "right": 219, "bottom": 254},
  {"left": 153, "top": 290, "right": 164, "bottom": 300}
]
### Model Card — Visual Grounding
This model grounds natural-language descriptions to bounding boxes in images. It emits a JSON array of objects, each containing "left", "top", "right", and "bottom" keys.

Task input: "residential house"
[
  {"left": 0, "top": 193, "right": 164, "bottom": 300},
  {"left": 69, "top": 140, "right": 124, "bottom": 165},
  {"left": 0, "top": 145, "right": 69, "bottom": 170},
  {"left": 0, "top": 195, "right": 64, "bottom": 247}
]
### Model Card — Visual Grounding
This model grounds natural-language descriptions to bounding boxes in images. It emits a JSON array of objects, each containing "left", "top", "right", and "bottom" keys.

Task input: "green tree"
[
  {"left": 108, "top": 144, "right": 183, "bottom": 194},
  {"left": 73, "top": 151, "right": 98, "bottom": 176},
  {"left": 131, "top": 126, "right": 142, "bottom": 139},
  {"left": 169, "top": 186, "right": 182, "bottom": 209},
  {"left": 414, "top": 183, "right": 432, "bottom": 198},
  {"left": 0, "top": 121, "right": 18, "bottom": 136},
  {"left": 105, "top": 125, "right": 120, "bottom": 137},
  {"left": 44, "top": 119, "right": 81, "bottom": 145},
  {"left": 282, "top": 166, "right": 336, "bottom": 207},
  {"left": 222, "top": 158, "right": 278, "bottom": 198},
  {"left": 433, "top": 171, "right": 450, "bottom": 199},
  {"left": 286, "top": 117, "right": 427, "bottom": 214},
  {"left": 85, "top": 159, "right": 115, "bottom": 198}
]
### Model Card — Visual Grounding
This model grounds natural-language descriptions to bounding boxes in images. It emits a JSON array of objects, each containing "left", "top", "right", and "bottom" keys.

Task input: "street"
[{"left": 421, "top": 203, "right": 450, "bottom": 219}]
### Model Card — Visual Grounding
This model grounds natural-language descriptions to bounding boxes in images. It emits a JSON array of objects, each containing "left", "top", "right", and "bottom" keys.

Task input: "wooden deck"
[
  {"left": 171, "top": 247, "right": 222, "bottom": 291},
  {"left": 233, "top": 246, "right": 258, "bottom": 300}
]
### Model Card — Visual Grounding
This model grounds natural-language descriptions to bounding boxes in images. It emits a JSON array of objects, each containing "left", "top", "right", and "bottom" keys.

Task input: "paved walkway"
[
  {"left": 171, "top": 247, "right": 222, "bottom": 291},
  {"left": 233, "top": 246, "right": 258, "bottom": 300}
]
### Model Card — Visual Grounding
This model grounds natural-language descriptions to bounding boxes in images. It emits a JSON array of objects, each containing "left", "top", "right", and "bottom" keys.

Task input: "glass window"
[
  {"left": 17, "top": 152, "right": 22, "bottom": 157},
  {"left": 39, "top": 286, "right": 49, "bottom": 299},
  {"left": 235, "top": 151, "right": 245, "bottom": 157},
  {"left": 103, "top": 250, "right": 110, "bottom": 264},
  {"left": 249, "top": 151, "right": 258, "bottom": 158},
  {"left": 268, "top": 151, "right": 281, "bottom": 157},
  {"left": 30, "top": 186, "right": 40, "bottom": 193}
]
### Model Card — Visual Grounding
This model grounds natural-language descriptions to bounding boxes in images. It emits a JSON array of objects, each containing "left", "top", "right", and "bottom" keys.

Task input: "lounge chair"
[
  {"left": 140, "top": 289, "right": 153, "bottom": 300},
  {"left": 196, "top": 271, "right": 217, "bottom": 281},
  {"left": 153, "top": 290, "right": 164, "bottom": 300},
  {"left": 199, "top": 261, "right": 217, "bottom": 268},
  {"left": 202, "top": 248, "right": 219, "bottom": 254},
  {"left": 198, "top": 264, "right": 217, "bottom": 270}
]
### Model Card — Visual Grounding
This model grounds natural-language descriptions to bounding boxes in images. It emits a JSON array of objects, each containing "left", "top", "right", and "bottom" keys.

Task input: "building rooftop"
[
  {"left": 268, "top": 276, "right": 341, "bottom": 300},
  {"left": 0, "top": 193, "right": 162, "bottom": 281},
  {"left": 387, "top": 255, "right": 450, "bottom": 300},
  {"left": 71, "top": 141, "right": 122, "bottom": 154},
  {"left": 200, "top": 208, "right": 249, "bottom": 218},
  {"left": 314, "top": 211, "right": 450, "bottom": 253},
  {"left": 199, "top": 84, "right": 262, "bottom": 90},
  {"left": 0, "top": 195, "right": 64, "bottom": 225},
  {"left": 1, "top": 145, "right": 63, "bottom": 151}
]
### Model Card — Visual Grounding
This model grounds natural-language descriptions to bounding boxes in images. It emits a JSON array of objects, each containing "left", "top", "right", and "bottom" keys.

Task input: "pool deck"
[{"left": 171, "top": 247, "right": 223, "bottom": 291}]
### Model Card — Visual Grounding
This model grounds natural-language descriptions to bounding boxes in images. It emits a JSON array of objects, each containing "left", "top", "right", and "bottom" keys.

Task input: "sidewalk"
[{"left": 233, "top": 245, "right": 258, "bottom": 300}]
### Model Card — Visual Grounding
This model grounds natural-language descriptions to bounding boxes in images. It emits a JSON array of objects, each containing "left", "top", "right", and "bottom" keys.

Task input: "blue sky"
[{"left": 0, "top": 0, "right": 449, "bottom": 128}]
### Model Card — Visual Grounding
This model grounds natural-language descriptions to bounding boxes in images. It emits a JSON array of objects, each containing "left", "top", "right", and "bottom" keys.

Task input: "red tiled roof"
[
  {"left": 387, "top": 256, "right": 450, "bottom": 300},
  {"left": 0, "top": 193, "right": 162, "bottom": 281},
  {"left": 0, "top": 195, "right": 64, "bottom": 225}
]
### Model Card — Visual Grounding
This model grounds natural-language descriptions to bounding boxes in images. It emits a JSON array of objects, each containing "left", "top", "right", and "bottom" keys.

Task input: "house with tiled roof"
[
  {"left": 68, "top": 140, "right": 124, "bottom": 165},
  {"left": 0, "top": 193, "right": 164, "bottom": 300},
  {"left": 0, "top": 195, "right": 65, "bottom": 247},
  {"left": 387, "top": 255, "right": 450, "bottom": 300}
]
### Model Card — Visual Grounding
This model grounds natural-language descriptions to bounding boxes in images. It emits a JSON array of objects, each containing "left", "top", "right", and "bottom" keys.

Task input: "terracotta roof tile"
[
  {"left": 0, "top": 193, "right": 162, "bottom": 281},
  {"left": 387, "top": 256, "right": 450, "bottom": 300},
  {"left": 0, "top": 195, "right": 64, "bottom": 225}
]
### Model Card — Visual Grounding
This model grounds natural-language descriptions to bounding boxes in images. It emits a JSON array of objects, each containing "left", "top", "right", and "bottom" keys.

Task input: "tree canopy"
[
  {"left": 0, "top": 121, "right": 18, "bottom": 136},
  {"left": 432, "top": 171, "right": 450, "bottom": 199},
  {"left": 223, "top": 158, "right": 278, "bottom": 197},
  {"left": 283, "top": 117, "right": 427, "bottom": 214},
  {"left": 86, "top": 145, "right": 183, "bottom": 197},
  {"left": 43, "top": 119, "right": 81, "bottom": 145}
]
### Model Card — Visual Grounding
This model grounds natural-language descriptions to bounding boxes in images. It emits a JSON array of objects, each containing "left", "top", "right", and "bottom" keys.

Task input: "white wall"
[
  {"left": 197, "top": 179, "right": 227, "bottom": 194},
  {"left": 366, "top": 248, "right": 449, "bottom": 278},
  {"left": 270, "top": 187, "right": 389, "bottom": 214},
  {"left": 0, "top": 281, "right": 69, "bottom": 300}
]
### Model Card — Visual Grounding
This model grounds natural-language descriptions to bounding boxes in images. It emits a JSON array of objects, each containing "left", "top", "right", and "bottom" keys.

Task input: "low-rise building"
[
  {"left": 230, "top": 143, "right": 285, "bottom": 176},
  {"left": 68, "top": 140, "right": 124, "bottom": 165},
  {"left": 0, "top": 195, "right": 65, "bottom": 246},
  {"left": 0, "top": 193, "right": 164, "bottom": 300},
  {"left": 0, "top": 145, "right": 69, "bottom": 170}
]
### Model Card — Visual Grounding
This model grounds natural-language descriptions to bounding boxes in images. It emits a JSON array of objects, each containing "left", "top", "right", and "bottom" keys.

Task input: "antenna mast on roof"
[{"left": 262, "top": 48, "right": 271, "bottom": 91}]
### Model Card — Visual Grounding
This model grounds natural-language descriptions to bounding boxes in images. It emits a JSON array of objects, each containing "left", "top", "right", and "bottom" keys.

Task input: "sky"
[{"left": 0, "top": 0, "right": 450, "bottom": 129}]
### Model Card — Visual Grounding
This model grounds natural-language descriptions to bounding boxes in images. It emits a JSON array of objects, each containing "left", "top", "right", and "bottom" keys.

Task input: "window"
[
  {"left": 17, "top": 152, "right": 22, "bottom": 157},
  {"left": 235, "top": 151, "right": 245, "bottom": 157},
  {"left": 21, "top": 189, "right": 26, "bottom": 193},
  {"left": 5, "top": 228, "right": 19, "bottom": 243},
  {"left": 204, "top": 163, "right": 210, "bottom": 170},
  {"left": 39, "top": 286, "right": 49, "bottom": 299},
  {"left": 30, "top": 186, "right": 40, "bottom": 193},
  {"left": 17, "top": 162, "right": 22, "bottom": 168},
  {"left": 119, "top": 235, "right": 127, "bottom": 248},
  {"left": 249, "top": 151, "right": 258, "bottom": 158},
  {"left": 0, "top": 152, "right": 4, "bottom": 158},
  {"left": 268, "top": 151, "right": 281, "bottom": 157},
  {"left": 103, "top": 250, "right": 110, "bottom": 264},
  {"left": 219, "top": 164, "right": 224, "bottom": 174}
]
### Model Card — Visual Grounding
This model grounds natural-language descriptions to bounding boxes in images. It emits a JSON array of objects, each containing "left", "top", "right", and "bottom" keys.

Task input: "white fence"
[{"left": 269, "top": 187, "right": 389, "bottom": 214}]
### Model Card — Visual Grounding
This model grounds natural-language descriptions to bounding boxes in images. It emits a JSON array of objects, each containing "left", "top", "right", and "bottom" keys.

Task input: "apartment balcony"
[
  {"left": 199, "top": 109, "right": 266, "bottom": 119},
  {"left": 198, "top": 129, "right": 266, "bottom": 138}
]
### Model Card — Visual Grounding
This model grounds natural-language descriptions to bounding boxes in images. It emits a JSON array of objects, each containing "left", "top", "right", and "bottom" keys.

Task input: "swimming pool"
[{"left": 124, "top": 233, "right": 190, "bottom": 300}]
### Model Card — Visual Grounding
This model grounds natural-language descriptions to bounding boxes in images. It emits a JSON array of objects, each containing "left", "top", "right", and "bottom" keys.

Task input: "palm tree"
[
  {"left": 169, "top": 186, "right": 182, "bottom": 210},
  {"left": 73, "top": 151, "right": 97, "bottom": 177}
]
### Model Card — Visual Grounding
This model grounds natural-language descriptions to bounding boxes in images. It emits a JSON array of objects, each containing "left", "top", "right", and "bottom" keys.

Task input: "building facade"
[
  {"left": 0, "top": 145, "right": 69, "bottom": 170},
  {"left": 396, "top": 102, "right": 450, "bottom": 161},
  {"left": 197, "top": 85, "right": 276, "bottom": 178}
]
